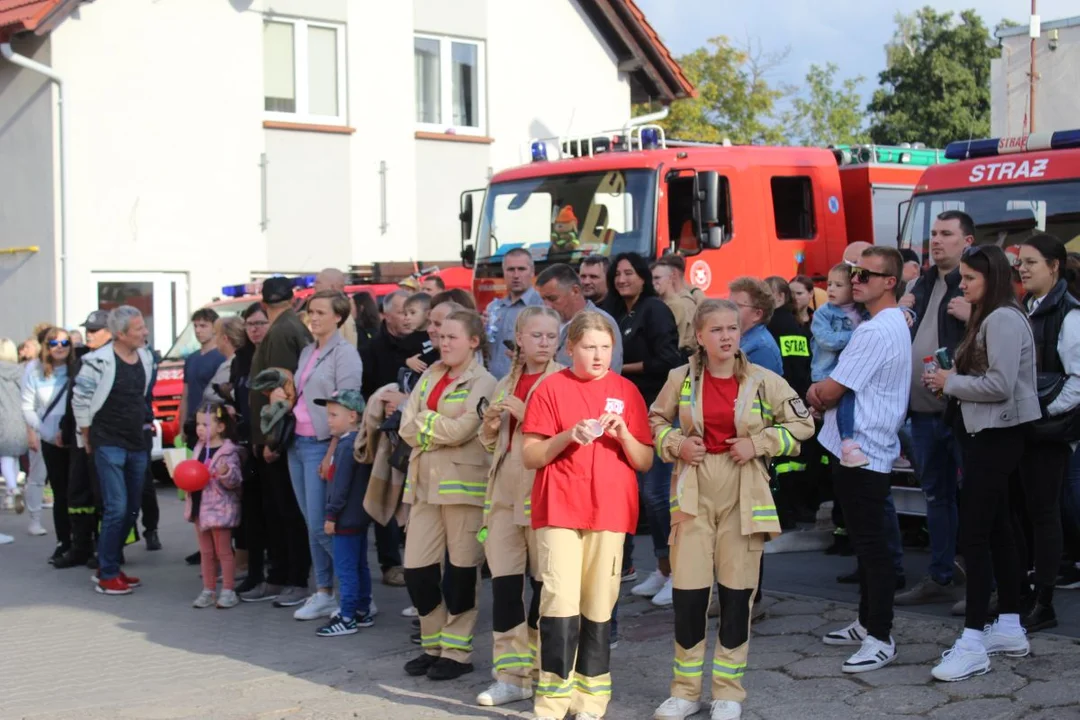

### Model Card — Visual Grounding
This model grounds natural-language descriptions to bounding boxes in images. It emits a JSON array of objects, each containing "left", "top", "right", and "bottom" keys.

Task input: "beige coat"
[
  {"left": 666, "top": 290, "right": 700, "bottom": 353},
  {"left": 649, "top": 352, "right": 815, "bottom": 537},
  {"left": 400, "top": 357, "right": 497, "bottom": 507},
  {"left": 479, "top": 360, "right": 564, "bottom": 527},
  {"left": 355, "top": 382, "right": 408, "bottom": 527}
]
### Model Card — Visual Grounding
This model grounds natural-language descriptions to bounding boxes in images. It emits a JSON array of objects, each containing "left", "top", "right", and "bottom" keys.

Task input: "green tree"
[
  {"left": 635, "top": 36, "right": 791, "bottom": 145},
  {"left": 787, "top": 63, "right": 869, "bottom": 146},
  {"left": 867, "top": 7, "right": 998, "bottom": 147}
]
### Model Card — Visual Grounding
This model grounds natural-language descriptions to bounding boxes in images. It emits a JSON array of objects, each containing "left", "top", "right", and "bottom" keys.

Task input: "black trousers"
[
  {"left": 374, "top": 517, "right": 403, "bottom": 570},
  {"left": 241, "top": 454, "right": 265, "bottom": 581},
  {"left": 258, "top": 449, "right": 310, "bottom": 588},
  {"left": 1016, "top": 431, "right": 1068, "bottom": 590},
  {"left": 958, "top": 424, "right": 1026, "bottom": 629},
  {"left": 41, "top": 442, "right": 71, "bottom": 547},
  {"left": 832, "top": 460, "right": 894, "bottom": 642},
  {"left": 67, "top": 447, "right": 102, "bottom": 557}
]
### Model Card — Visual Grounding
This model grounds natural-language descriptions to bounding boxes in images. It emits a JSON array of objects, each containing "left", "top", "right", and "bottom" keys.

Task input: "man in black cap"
[{"left": 239, "top": 277, "right": 315, "bottom": 604}]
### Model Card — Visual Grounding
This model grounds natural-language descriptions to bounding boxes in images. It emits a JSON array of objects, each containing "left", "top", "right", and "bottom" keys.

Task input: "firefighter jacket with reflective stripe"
[
  {"left": 648, "top": 353, "right": 815, "bottom": 537},
  {"left": 479, "top": 360, "right": 564, "bottom": 527},
  {"left": 400, "top": 358, "right": 497, "bottom": 507}
]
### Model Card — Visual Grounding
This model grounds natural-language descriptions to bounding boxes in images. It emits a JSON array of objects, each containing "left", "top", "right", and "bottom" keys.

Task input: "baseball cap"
[
  {"left": 314, "top": 389, "right": 366, "bottom": 415},
  {"left": 399, "top": 277, "right": 420, "bottom": 292},
  {"left": 900, "top": 248, "right": 920, "bottom": 265},
  {"left": 83, "top": 310, "right": 110, "bottom": 332},
  {"left": 261, "top": 276, "right": 294, "bottom": 304}
]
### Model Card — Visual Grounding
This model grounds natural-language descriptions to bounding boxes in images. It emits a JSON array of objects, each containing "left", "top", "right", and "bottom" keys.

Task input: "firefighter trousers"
[
  {"left": 403, "top": 499, "right": 484, "bottom": 664},
  {"left": 534, "top": 527, "right": 623, "bottom": 719},
  {"left": 669, "top": 453, "right": 764, "bottom": 704},
  {"left": 484, "top": 502, "right": 541, "bottom": 688},
  {"left": 67, "top": 448, "right": 101, "bottom": 559}
]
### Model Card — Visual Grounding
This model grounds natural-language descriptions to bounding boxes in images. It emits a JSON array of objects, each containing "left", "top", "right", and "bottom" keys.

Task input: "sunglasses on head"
[
  {"left": 48, "top": 339, "right": 71, "bottom": 348},
  {"left": 962, "top": 245, "right": 986, "bottom": 259},
  {"left": 849, "top": 265, "right": 892, "bottom": 284}
]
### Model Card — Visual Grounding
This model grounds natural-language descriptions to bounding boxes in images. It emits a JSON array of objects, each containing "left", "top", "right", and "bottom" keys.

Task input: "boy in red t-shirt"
[{"left": 521, "top": 311, "right": 654, "bottom": 720}]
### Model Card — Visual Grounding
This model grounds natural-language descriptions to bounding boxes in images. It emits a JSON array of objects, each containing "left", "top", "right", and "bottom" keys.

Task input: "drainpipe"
[
  {"left": 2, "top": 41, "right": 70, "bottom": 328},
  {"left": 624, "top": 105, "right": 670, "bottom": 132}
]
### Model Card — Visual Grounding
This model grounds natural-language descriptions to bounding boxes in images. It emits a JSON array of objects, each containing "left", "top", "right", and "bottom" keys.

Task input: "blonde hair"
[
  {"left": 0, "top": 337, "right": 17, "bottom": 364},
  {"left": 566, "top": 310, "right": 616, "bottom": 349},
  {"left": 828, "top": 263, "right": 852, "bottom": 285},
  {"left": 39, "top": 327, "right": 70, "bottom": 378},
  {"left": 692, "top": 299, "right": 749, "bottom": 386},
  {"left": 215, "top": 316, "right": 247, "bottom": 351},
  {"left": 444, "top": 309, "right": 491, "bottom": 366},
  {"left": 728, "top": 276, "right": 775, "bottom": 326},
  {"left": 505, "top": 306, "right": 562, "bottom": 391}
]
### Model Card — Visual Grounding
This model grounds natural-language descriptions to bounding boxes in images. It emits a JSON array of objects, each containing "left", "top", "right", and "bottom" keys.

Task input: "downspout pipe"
[
  {"left": 624, "top": 105, "right": 670, "bottom": 132},
  {"left": 2, "top": 41, "right": 69, "bottom": 328}
]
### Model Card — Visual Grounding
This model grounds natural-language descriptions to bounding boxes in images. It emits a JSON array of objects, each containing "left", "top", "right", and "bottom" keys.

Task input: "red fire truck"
[{"left": 459, "top": 124, "right": 942, "bottom": 309}]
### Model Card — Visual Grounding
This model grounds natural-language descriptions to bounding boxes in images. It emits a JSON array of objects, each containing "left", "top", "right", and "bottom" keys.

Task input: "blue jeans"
[
  {"left": 94, "top": 445, "right": 148, "bottom": 580},
  {"left": 910, "top": 412, "right": 961, "bottom": 584},
  {"left": 837, "top": 392, "right": 856, "bottom": 440},
  {"left": 287, "top": 435, "right": 334, "bottom": 589},
  {"left": 333, "top": 533, "right": 372, "bottom": 620},
  {"left": 640, "top": 453, "right": 673, "bottom": 560}
]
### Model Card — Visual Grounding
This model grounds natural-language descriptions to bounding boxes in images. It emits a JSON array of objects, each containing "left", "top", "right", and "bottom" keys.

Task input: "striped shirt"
[{"left": 819, "top": 307, "right": 912, "bottom": 474}]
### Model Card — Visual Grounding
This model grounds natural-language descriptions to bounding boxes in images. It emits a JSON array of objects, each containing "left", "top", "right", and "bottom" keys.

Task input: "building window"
[
  {"left": 771, "top": 176, "right": 816, "bottom": 239},
  {"left": 414, "top": 34, "right": 486, "bottom": 135},
  {"left": 264, "top": 18, "right": 346, "bottom": 125}
]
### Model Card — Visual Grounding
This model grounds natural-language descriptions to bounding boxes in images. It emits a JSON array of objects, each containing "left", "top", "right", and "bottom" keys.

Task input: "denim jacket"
[{"left": 810, "top": 303, "right": 859, "bottom": 382}]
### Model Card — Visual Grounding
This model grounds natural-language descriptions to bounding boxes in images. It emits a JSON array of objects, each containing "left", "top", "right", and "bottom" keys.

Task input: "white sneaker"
[
  {"left": 293, "top": 592, "right": 338, "bottom": 621},
  {"left": 653, "top": 696, "right": 702, "bottom": 719},
  {"left": 632, "top": 569, "right": 667, "bottom": 597},
  {"left": 193, "top": 589, "right": 216, "bottom": 608},
  {"left": 710, "top": 700, "right": 742, "bottom": 720},
  {"left": 401, "top": 605, "right": 419, "bottom": 617},
  {"left": 823, "top": 619, "right": 867, "bottom": 646},
  {"left": 842, "top": 635, "right": 896, "bottom": 673},
  {"left": 983, "top": 621, "right": 1030, "bottom": 657},
  {"left": 575, "top": 714, "right": 601, "bottom": 720},
  {"left": 28, "top": 519, "right": 47, "bottom": 536},
  {"left": 0, "top": 532, "right": 13, "bottom": 545},
  {"left": 369, "top": 599, "right": 378, "bottom": 617},
  {"left": 476, "top": 681, "right": 533, "bottom": 707},
  {"left": 651, "top": 576, "right": 674, "bottom": 607},
  {"left": 932, "top": 637, "right": 990, "bottom": 681}
]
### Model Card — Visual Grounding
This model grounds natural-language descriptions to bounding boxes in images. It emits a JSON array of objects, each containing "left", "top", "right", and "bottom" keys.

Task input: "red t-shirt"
[
  {"left": 508, "top": 371, "right": 543, "bottom": 447},
  {"left": 701, "top": 372, "right": 738, "bottom": 453},
  {"left": 426, "top": 373, "right": 454, "bottom": 412},
  {"left": 522, "top": 369, "right": 652, "bottom": 534}
]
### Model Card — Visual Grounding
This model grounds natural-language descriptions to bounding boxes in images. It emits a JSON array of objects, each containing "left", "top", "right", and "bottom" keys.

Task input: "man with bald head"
[
  {"left": 843, "top": 241, "right": 874, "bottom": 265},
  {"left": 312, "top": 268, "right": 358, "bottom": 347}
]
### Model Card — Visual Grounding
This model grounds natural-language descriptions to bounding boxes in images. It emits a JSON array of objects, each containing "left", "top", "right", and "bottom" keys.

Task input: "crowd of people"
[{"left": 2, "top": 214, "right": 1080, "bottom": 719}]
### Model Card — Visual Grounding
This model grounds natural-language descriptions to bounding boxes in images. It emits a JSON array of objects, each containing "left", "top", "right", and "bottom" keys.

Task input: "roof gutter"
[
  {"left": 624, "top": 105, "right": 669, "bottom": 131},
  {"left": 1, "top": 41, "right": 70, "bottom": 328}
]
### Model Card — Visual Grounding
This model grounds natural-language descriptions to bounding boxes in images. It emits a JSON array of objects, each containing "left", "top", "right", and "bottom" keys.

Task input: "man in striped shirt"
[{"left": 808, "top": 246, "right": 912, "bottom": 675}]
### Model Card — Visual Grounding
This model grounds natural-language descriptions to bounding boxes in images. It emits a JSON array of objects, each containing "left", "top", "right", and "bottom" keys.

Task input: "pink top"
[{"left": 293, "top": 348, "right": 320, "bottom": 437}]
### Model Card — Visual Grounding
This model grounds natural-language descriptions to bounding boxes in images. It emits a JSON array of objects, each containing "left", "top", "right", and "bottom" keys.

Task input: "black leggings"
[
  {"left": 41, "top": 442, "right": 71, "bottom": 546},
  {"left": 958, "top": 424, "right": 1027, "bottom": 631},
  {"left": 1015, "top": 433, "right": 1068, "bottom": 593}
]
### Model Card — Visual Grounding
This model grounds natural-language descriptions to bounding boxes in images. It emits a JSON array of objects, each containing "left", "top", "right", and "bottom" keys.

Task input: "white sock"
[
  {"left": 961, "top": 628, "right": 984, "bottom": 645},
  {"left": 997, "top": 613, "right": 1022, "bottom": 632}
]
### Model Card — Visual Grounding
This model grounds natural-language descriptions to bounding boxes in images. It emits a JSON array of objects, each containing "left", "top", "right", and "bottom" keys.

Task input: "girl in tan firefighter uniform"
[
  {"left": 475, "top": 306, "right": 564, "bottom": 708},
  {"left": 650, "top": 299, "right": 815, "bottom": 720},
  {"left": 399, "top": 309, "right": 497, "bottom": 681}
]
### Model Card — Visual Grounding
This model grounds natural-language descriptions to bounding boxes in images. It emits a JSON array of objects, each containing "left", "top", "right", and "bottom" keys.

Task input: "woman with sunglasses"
[
  {"left": 924, "top": 245, "right": 1040, "bottom": 682},
  {"left": 20, "top": 328, "right": 75, "bottom": 548},
  {"left": 1013, "top": 233, "right": 1080, "bottom": 631}
]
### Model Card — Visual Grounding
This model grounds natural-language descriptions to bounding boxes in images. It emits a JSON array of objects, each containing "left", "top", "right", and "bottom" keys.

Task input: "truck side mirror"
[
  {"left": 705, "top": 225, "right": 725, "bottom": 250},
  {"left": 460, "top": 245, "right": 476, "bottom": 267},
  {"left": 698, "top": 171, "right": 720, "bottom": 225},
  {"left": 896, "top": 199, "right": 911, "bottom": 245},
  {"left": 459, "top": 193, "right": 475, "bottom": 242}
]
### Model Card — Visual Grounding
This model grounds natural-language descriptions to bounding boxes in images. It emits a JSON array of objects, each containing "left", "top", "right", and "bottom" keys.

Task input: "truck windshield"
[
  {"left": 476, "top": 169, "right": 656, "bottom": 263},
  {"left": 901, "top": 181, "right": 1080, "bottom": 260},
  {"left": 163, "top": 299, "right": 255, "bottom": 361}
]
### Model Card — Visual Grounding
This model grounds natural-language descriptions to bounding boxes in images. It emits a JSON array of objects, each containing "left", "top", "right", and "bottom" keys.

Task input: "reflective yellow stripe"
[
  {"left": 573, "top": 677, "right": 612, "bottom": 695},
  {"left": 712, "top": 660, "right": 746, "bottom": 678},
  {"left": 752, "top": 504, "right": 779, "bottom": 522},
  {"left": 438, "top": 480, "right": 487, "bottom": 497},
  {"left": 420, "top": 632, "right": 440, "bottom": 648},
  {"left": 776, "top": 426, "right": 795, "bottom": 456},
  {"left": 774, "top": 461, "right": 806, "bottom": 474},
  {"left": 673, "top": 658, "right": 703, "bottom": 677},
  {"left": 440, "top": 631, "right": 473, "bottom": 650},
  {"left": 536, "top": 679, "right": 574, "bottom": 697},
  {"left": 669, "top": 495, "right": 680, "bottom": 512},
  {"left": 657, "top": 426, "right": 674, "bottom": 446},
  {"left": 679, "top": 376, "right": 692, "bottom": 405},
  {"left": 445, "top": 389, "right": 470, "bottom": 403}
]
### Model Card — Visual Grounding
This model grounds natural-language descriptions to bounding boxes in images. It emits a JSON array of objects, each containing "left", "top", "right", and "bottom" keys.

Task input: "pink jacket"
[{"left": 184, "top": 440, "right": 244, "bottom": 529}]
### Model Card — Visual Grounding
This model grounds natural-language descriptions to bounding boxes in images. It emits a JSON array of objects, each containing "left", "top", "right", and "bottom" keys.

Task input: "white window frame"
[
  {"left": 264, "top": 17, "right": 348, "bottom": 126},
  {"left": 414, "top": 33, "right": 487, "bottom": 136}
]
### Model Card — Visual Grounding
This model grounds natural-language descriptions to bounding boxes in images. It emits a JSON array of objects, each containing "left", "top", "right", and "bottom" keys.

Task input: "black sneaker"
[
  {"left": 426, "top": 657, "right": 474, "bottom": 681},
  {"left": 1056, "top": 565, "right": 1080, "bottom": 590},
  {"left": 1022, "top": 603, "right": 1058, "bottom": 633},
  {"left": 411, "top": 618, "right": 421, "bottom": 630},
  {"left": 53, "top": 550, "right": 90, "bottom": 569},
  {"left": 410, "top": 631, "right": 422, "bottom": 645},
  {"left": 317, "top": 614, "right": 359, "bottom": 637},
  {"left": 355, "top": 610, "right": 375, "bottom": 628},
  {"left": 404, "top": 652, "right": 439, "bottom": 676},
  {"left": 235, "top": 575, "right": 264, "bottom": 595},
  {"left": 185, "top": 551, "right": 201, "bottom": 566},
  {"left": 48, "top": 544, "right": 70, "bottom": 565},
  {"left": 837, "top": 569, "right": 859, "bottom": 584},
  {"left": 144, "top": 530, "right": 162, "bottom": 551}
]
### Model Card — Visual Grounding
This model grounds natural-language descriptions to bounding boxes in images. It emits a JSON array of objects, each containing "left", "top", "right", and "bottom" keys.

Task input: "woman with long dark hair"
[
  {"left": 1012, "top": 233, "right": 1080, "bottom": 630},
  {"left": 352, "top": 291, "right": 381, "bottom": 355},
  {"left": 607, "top": 252, "right": 681, "bottom": 606},
  {"left": 924, "top": 245, "right": 1039, "bottom": 681},
  {"left": 789, "top": 276, "right": 816, "bottom": 327}
]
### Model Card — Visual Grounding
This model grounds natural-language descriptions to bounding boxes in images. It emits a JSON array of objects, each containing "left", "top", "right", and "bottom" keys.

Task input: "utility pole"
[{"left": 1030, "top": 0, "right": 1038, "bottom": 132}]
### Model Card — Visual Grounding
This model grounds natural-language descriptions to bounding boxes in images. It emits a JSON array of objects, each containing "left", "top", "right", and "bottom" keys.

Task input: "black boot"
[
  {"left": 48, "top": 543, "right": 70, "bottom": 565},
  {"left": 53, "top": 549, "right": 91, "bottom": 569},
  {"left": 404, "top": 653, "right": 439, "bottom": 676},
  {"left": 1022, "top": 586, "right": 1058, "bottom": 633},
  {"left": 185, "top": 551, "right": 202, "bottom": 565},
  {"left": 145, "top": 530, "right": 162, "bottom": 551},
  {"left": 426, "top": 657, "right": 474, "bottom": 681}
]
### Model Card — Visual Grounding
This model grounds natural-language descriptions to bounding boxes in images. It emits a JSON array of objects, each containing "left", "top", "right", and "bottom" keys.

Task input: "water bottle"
[
  {"left": 486, "top": 301, "right": 500, "bottom": 345},
  {"left": 923, "top": 356, "right": 941, "bottom": 397}
]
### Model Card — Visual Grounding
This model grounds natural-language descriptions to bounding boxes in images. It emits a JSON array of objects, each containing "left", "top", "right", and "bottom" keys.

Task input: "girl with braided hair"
[
  {"left": 475, "top": 306, "right": 564, "bottom": 707},
  {"left": 650, "top": 300, "right": 814, "bottom": 720}
]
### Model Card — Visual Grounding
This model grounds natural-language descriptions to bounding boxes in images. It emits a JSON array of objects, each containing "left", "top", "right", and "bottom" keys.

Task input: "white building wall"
[{"left": 992, "top": 23, "right": 1080, "bottom": 136}]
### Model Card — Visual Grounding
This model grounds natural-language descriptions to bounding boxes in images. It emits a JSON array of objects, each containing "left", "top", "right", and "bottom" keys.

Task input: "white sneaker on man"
[
  {"left": 842, "top": 635, "right": 896, "bottom": 673},
  {"left": 632, "top": 569, "right": 667, "bottom": 597},
  {"left": 476, "top": 681, "right": 532, "bottom": 706},
  {"left": 27, "top": 516, "right": 47, "bottom": 536},
  {"left": 711, "top": 700, "right": 742, "bottom": 720},
  {"left": 653, "top": 695, "right": 701, "bottom": 719},
  {"left": 982, "top": 621, "right": 1030, "bottom": 657},
  {"left": 293, "top": 592, "right": 338, "bottom": 621},
  {"left": 932, "top": 637, "right": 990, "bottom": 681},
  {"left": 651, "top": 576, "right": 674, "bottom": 607},
  {"left": 822, "top": 619, "right": 867, "bottom": 646},
  {"left": 401, "top": 605, "right": 419, "bottom": 617}
]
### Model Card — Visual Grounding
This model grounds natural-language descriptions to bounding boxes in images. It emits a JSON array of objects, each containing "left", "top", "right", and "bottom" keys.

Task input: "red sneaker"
[
  {"left": 95, "top": 576, "right": 132, "bottom": 595},
  {"left": 91, "top": 571, "right": 141, "bottom": 588}
]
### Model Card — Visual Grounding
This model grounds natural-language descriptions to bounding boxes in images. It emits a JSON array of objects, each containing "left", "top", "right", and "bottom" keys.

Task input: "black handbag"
[{"left": 1032, "top": 371, "right": 1080, "bottom": 443}]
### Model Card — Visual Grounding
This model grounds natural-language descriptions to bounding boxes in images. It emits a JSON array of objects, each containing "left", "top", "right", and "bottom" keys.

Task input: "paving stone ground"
[{"left": 2, "top": 491, "right": 1079, "bottom": 719}]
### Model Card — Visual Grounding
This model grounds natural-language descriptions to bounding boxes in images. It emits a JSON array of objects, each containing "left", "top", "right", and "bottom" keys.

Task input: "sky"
[{"left": 635, "top": 0, "right": 1077, "bottom": 114}]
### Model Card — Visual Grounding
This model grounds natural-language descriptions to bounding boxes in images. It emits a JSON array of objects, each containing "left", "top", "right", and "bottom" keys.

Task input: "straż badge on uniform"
[{"left": 788, "top": 397, "right": 809, "bottom": 419}]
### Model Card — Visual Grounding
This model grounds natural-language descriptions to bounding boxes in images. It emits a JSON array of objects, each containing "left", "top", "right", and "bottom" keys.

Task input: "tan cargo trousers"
[
  {"left": 484, "top": 502, "right": 541, "bottom": 688},
  {"left": 669, "top": 453, "right": 764, "bottom": 704},
  {"left": 404, "top": 499, "right": 485, "bottom": 664},
  {"left": 534, "top": 527, "right": 623, "bottom": 719}
]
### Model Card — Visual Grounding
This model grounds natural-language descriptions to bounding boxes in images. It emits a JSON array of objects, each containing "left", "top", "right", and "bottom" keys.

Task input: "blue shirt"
[
  {"left": 486, "top": 286, "right": 544, "bottom": 380},
  {"left": 184, "top": 348, "right": 225, "bottom": 422},
  {"left": 741, "top": 324, "right": 783, "bottom": 375}
]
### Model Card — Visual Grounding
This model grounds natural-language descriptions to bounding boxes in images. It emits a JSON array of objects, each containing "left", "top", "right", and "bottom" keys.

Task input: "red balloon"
[{"left": 173, "top": 459, "right": 210, "bottom": 493}]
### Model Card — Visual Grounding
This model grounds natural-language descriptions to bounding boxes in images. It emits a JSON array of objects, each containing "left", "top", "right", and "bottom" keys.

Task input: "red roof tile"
[
  {"left": 621, "top": 0, "right": 696, "bottom": 99},
  {"left": 0, "top": 0, "right": 78, "bottom": 41}
]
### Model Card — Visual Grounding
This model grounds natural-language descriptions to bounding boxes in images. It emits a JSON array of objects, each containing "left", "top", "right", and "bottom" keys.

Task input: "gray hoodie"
[{"left": 0, "top": 362, "right": 29, "bottom": 457}]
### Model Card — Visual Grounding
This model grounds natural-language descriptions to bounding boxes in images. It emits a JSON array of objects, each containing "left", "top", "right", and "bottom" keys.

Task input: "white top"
[
  {"left": 1047, "top": 308, "right": 1080, "bottom": 416},
  {"left": 820, "top": 307, "right": 912, "bottom": 474}
]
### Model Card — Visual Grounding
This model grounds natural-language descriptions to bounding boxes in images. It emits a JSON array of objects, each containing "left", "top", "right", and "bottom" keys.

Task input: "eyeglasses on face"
[
  {"left": 48, "top": 339, "right": 71, "bottom": 348},
  {"left": 849, "top": 265, "right": 892, "bottom": 284},
  {"left": 245, "top": 320, "right": 269, "bottom": 328}
]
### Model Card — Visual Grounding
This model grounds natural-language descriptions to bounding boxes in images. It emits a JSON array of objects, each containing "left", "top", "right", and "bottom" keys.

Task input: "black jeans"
[
  {"left": 832, "top": 460, "right": 894, "bottom": 642},
  {"left": 41, "top": 442, "right": 71, "bottom": 547},
  {"left": 1016, "top": 432, "right": 1068, "bottom": 590},
  {"left": 259, "top": 449, "right": 310, "bottom": 588},
  {"left": 374, "top": 517, "right": 403, "bottom": 570},
  {"left": 139, "top": 428, "right": 160, "bottom": 533},
  {"left": 958, "top": 424, "right": 1026, "bottom": 630},
  {"left": 241, "top": 454, "right": 265, "bottom": 581}
]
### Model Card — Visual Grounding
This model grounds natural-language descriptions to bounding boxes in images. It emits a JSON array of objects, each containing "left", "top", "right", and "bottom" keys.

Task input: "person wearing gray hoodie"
[{"left": 1, "top": 338, "right": 30, "bottom": 545}]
